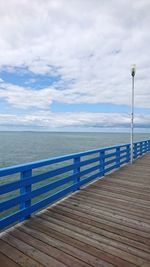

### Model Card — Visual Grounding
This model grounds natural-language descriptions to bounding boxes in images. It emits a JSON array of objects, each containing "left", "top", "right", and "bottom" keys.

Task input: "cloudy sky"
[{"left": 0, "top": 0, "right": 150, "bottom": 131}]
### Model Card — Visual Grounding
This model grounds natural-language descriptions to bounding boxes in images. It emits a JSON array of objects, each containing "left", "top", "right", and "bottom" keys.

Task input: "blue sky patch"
[
  {"left": 0, "top": 66, "right": 61, "bottom": 89},
  {"left": 51, "top": 102, "right": 150, "bottom": 114}
]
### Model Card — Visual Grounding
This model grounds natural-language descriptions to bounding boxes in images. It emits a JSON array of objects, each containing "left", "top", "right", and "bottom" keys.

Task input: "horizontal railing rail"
[{"left": 0, "top": 139, "right": 150, "bottom": 231}]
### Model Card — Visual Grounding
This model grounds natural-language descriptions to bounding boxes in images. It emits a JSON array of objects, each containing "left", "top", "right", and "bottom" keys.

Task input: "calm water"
[{"left": 0, "top": 131, "right": 150, "bottom": 168}]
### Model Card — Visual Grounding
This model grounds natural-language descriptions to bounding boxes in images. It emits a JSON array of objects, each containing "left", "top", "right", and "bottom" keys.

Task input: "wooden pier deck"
[{"left": 0, "top": 153, "right": 150, "bottom": 267}]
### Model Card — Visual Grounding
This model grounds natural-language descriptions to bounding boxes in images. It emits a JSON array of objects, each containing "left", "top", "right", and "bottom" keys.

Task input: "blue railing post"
[
  {"left": 126, "top": 144, "right": 130, "bottom": 163},
  {"left": 134, "top": 143, "right": 137, "bottom": 159},
  {"left": 144, "top": 141, "right": 146, "bottom": 153},
  {"left": 146, "top": 140, "right": 149, "bottom": 152},
  {"left": 140, "top": 142, "right": 143, "bottom": 156},
  {"left": 100, "top": 150, "right": 105, "bottom": 176},
  {"left": 143, "top": 141, "right": 146, "bottom": 153},
  {"left": 116, "top": 147, "right": 120, "bottom": 167},
  {"left": 20, "top": 169, "right": 32, "bottom": 221},
  {"left": 73, "top": 156, "right": 80, "bottom": 190},
  {"left": 145, "top": 141, "right": 147, "bottom": 152},
  {"left": 148, "top": 140, "right": 150, "bottom": 151}
]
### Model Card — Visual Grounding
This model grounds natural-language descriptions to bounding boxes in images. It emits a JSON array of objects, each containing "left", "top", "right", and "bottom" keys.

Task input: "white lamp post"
[{"left": 130, "top": 64, "right": 136, "bottom": 164}]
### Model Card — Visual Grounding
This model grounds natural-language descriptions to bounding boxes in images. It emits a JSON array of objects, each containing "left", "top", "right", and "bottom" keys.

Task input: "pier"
[{"left": 0, "top": 140, "right": 150, "bottom": 266}]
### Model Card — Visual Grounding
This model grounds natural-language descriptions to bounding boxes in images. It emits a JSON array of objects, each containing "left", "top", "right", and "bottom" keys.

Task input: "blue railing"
[{"left": 0, "top": 140, "right": 150, "bottom": 231}]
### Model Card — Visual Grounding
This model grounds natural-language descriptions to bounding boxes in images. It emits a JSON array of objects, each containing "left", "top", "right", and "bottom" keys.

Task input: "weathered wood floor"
[{"left": 0, "top": 154, "right": 150, "bottom": 267}]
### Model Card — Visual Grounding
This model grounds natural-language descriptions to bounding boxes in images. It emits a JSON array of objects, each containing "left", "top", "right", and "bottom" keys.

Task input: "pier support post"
[
  {"left": 126, "top": 145, "right": 130, "bottom": 163},
  {"left": 20, "top": 169, "right": 32, "bottom": 221},
  {"left": 134, "top": 143, "right": 137, "bottom": 159},
  {"left": 148, "top": 140, "right": 150, "bottom": 152},
  {"left": 73, "top": 157, "right": 80, "bottom": 190},
  {"left": 100, "top": 150, "right": 105, "bottom": 177},
  {"left": 116, "top": 147, "right": 120, "bottom": 167},
  {"left": 140, "top": 142, "right": 143, "bottom": 156},
  {"left": 146, "top": 140, "right": 149, "bottom": 152}
]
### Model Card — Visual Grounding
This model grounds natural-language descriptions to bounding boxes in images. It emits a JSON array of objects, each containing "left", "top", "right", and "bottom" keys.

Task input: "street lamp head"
[{"left": 131, "top": 64, "right": 136, "bottom": 77}]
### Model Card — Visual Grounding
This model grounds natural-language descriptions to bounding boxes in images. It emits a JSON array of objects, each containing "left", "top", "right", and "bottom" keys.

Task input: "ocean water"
[{"left": 0, "top": 131, "right": 150, "bottom": 168}]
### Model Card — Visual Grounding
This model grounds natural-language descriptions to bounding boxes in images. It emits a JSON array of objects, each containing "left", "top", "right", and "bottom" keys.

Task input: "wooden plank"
[
  {"left": 69, "top": 192, "right": 150, "bottom": 219},
  {"left": 31, "top": 215, "right": 146, "bottom": 266},
  {"left": 61, "top": 200, "right": 150, "bottom": 234},
  {"left": 0, "top": 252, "right": 20, "bottom": 267},
  {"left": 83, "top": 186, "right": 150, "bottom": 206},
  {"left": 68, "top": 195, "right": 150, "bottom": 224},
  {"left": 1, "top": 233, "right": 67, "bottom": 267},
  {"left": 38, "top": 213, "right": 150, "bottom": 262},
  {"left": 44, "top": 208, "right": 150, "bottom": 253},
  {"left": 101, "top": 178, "right": 150, "bottom": 191},
  {"left": 92, "top": 183, "right": 150, "bottom": 199},
  {"left": 9, "top": 228, "right": 92, "bottom": 267},
  {"left": 107, "top": 170, "right": 150, "bottom": 180},
  {"left": 19, "top": 224, "right": 115, "bottom": 267},
  {"left": 0, "top": 239, "right": 43, "bottom": 267},
  {"left": 59, "top": 202, "right": 150, "bottom": 239},
  {"left": 48, "top": 204, "right": 150, "bottom": 245},
  {"left": 25, "top": 219, "right": 137, "bottom": 267},
  {"left": 80, "top": 189, "right": 150, "bottom": 212},
  {"left": 70, "top": 192, "right": 150, "bottom": 220},
  {"left": 78, "top": 189, "right": 150, "bottom": 213},
  {"left": 95, "top": 180, "right": 150, "bottom": 194}
]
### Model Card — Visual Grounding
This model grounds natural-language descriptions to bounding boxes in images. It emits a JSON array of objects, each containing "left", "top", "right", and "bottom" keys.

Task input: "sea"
[{"left": 0, "top": 131, "right": 150, "bottom": 168}]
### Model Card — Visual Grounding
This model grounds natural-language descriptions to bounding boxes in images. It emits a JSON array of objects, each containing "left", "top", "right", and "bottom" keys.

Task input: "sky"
[{"left": 0, "top": 0, "right": 150, "bottom": 132}]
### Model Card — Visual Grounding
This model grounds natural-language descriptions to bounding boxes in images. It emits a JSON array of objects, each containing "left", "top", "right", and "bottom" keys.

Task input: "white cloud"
[
  {"left": 0, "top": 82, "right": 58, "bottom": 109},
  {"left": 0, "top": 111, "right": 150, "bottom": 129},
  {"left": 0, "top": 0, "right": 150, "bottom": 110}
]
